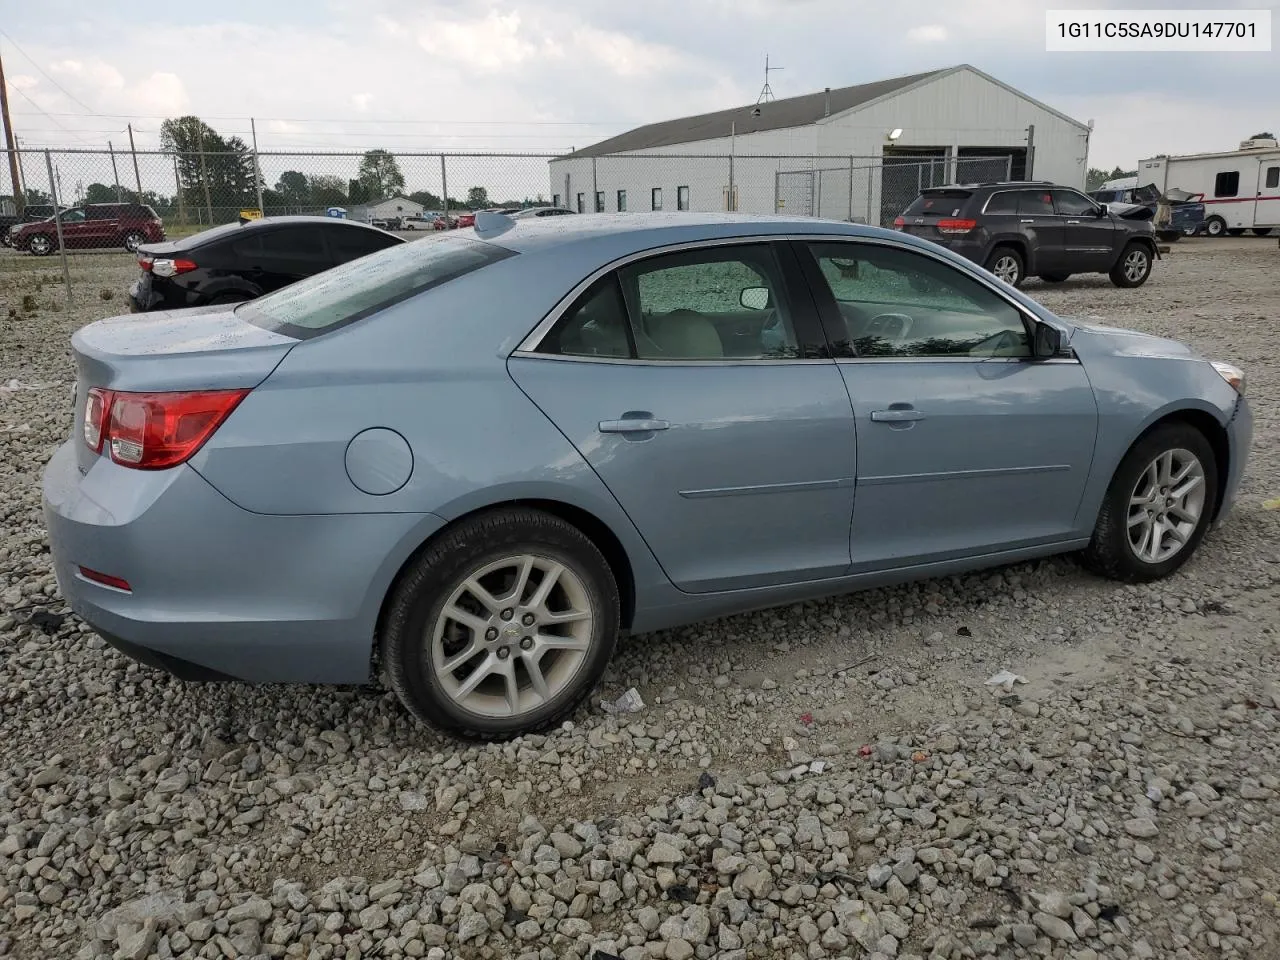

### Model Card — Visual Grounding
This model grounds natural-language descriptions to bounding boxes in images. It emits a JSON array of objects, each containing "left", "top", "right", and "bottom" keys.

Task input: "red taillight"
[
  {"left": 77, "top": 566, "right": 132, "bottom": 592},
  {"left": 138, "top": 256, "right": 154, "bottom": 272},
  {"left": 150, "top": 258, "right": 197, "bottom": 278},
  {"left": 83, "top": 386, "right": 110, "bottom": 452},
  {"left": 82, "top": 389, "right": 248, "bottom": 469},
  {"left": 893, "top": 216, "right": 905, "bottom": 229},
  {"left": 936, "top": 218, "right": 977, "bottom": 234}
]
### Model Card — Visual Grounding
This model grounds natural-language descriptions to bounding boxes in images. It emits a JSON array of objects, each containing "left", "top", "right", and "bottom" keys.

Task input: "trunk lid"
[{"left": 70, "top": 307, "right": 296, "bottom": 472}]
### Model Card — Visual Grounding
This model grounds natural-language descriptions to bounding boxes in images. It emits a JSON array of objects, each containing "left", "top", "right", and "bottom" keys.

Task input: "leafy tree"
[
  {"left": 466, "top": 186, "right": 490, "bottom": 209},
  {"left": 274, "top": 171, "right": 311, "bottom": 206},
  {"left": 348, "top": 178, "right": 371, "bottom": 205},
  {"left": 161, "top": 116, "right": 260, "bottom": 219},
  {"left": 84, "top": 182, "right": 121, "bottom": 204},
  {"left": 308, "top": 175, "right": 347, "bottom": 207},
  {"left": 1248, "top": 131, "right": 1276, "bottom": 140},
  {"left": 1086, "top": 165, "right": 1137, "bottom": 190},
  {"left": 355, "top": 149, "right": 405, "bottom": 200},
  {"left": 408, "top": 189, "right": 443, "bottom": 210},
  {"left": 23, "top": 188, "right": 52, "bottom": 206}
]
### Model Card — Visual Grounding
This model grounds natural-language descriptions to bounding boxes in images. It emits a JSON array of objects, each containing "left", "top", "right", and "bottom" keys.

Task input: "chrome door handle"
[
  {"left": 870, "top": 409, "right": 925, "bottom": 423},
  {"left": 1020, "top": 219, "right": 1035, "bottom": 223},
  {"left": 599, "top": 418, "right": 670, "bottom": 433},
  {"left": 1066, "top": 219, "right": 1083, "bottom": 224}
]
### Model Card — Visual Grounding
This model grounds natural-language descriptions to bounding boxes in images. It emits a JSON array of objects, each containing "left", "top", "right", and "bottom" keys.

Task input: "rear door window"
[
  {"left": 327, "top": 225, "right": 401, "bottom": 263},
  {"left": 1016, "top": 191, "right": 1055, "bottom": 215},
  {"left": 983, "top": 192, "right": 1018, "bottom": 215},
  {"left": 239, "top": 235, "right": 514, "bottom": 339}
]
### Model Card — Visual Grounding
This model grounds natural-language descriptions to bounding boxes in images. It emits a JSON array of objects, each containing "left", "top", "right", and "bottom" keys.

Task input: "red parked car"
[
  {"left": 10, "top": 202, "right": 165, "bottom": 256},
  {"left": 453, "top": 213, "right": 476, "bottom": 228}
]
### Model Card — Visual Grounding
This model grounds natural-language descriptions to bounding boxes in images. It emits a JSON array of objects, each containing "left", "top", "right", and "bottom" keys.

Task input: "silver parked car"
[{"left": 44, "top": 212, "right": 1251, "bottom": 739}]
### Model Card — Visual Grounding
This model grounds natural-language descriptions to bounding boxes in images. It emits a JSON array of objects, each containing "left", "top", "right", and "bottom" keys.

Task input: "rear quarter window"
[
  {"left": 902, "top": 191, "right": 972, "bottom": 217},
  {"left": 238, "top": 235, "right": 514, "bottom": 339}
]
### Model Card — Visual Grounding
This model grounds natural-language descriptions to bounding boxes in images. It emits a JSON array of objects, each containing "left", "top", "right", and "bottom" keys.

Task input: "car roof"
[
  {"left": 477, "top": 211, "right": 903, "bottom": 257},
  {"left": 923, "top": 181, "right": 1057, "bottom": 192},
  {"left": 171, "top": 215, "right": 401, "bottom": 250}
]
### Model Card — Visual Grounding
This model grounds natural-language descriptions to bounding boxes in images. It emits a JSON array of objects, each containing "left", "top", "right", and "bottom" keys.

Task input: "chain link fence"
[{"left": 2, "top": 148, "right": 1022, "bottom": 294}]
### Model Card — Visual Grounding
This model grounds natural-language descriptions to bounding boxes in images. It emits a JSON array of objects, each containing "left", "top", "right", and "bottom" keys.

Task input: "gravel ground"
[{"left": 2, "top": 238, "right": 1279, "bottom": 960}]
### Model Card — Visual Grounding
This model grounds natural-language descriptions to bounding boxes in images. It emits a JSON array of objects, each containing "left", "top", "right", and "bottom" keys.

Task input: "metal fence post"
[
  {"left": 848, "top": 156, "right": 855, "bottom": 221},
  {"left": 774, "top": 171, "right": 780, "bottom": 212},
  {"left": 250, "top": 118, "right": 265, "bottom": 214},
  {"left": 866, "top": 165, "right": 874, "bottom": 224},
  {"left": 591, "top": 158, "right": 598, "bottom": 211},
  {"left": 172, "top": 153, "right": 187, "bottom": 227},
  {"left": 127, "top": 124, "right": 143, "bottom": 203},
  {"left": 109, "top": 141, "right": 123, "bottom": 202},
  {"left": 44, "top": 150, "right": 71, "bottom": 304},
  {"left": 197, "top": 129, "right": 213, "bottom": 225},
  {"left": 440, "top": 154, "right": 449, "bottom": 221}
]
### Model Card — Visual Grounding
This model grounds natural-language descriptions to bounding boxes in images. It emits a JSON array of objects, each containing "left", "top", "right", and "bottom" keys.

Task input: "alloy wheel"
[
  {"left": 1126, "top": 448, "right": 1206, "bottom": 564},
  {"left": 991, "top": 255, "right": 1020, "bottom": 284},
  {"left": 428, "top": 554, "right": 593, "bottom": 719},
  {"left": 29, "top": 235, "right": 51, "bottom": 255},
  {"left": 1123, "top": 250, "right": 1149, "bottom": 283},
  {"left": 124, "top": 232, "right": 145, "bottom": 252}
]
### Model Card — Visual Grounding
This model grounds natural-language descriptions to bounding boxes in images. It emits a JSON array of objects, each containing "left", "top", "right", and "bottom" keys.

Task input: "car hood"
[{"left": 1064, "top": 318, "right": 1203, "bottom": 360}]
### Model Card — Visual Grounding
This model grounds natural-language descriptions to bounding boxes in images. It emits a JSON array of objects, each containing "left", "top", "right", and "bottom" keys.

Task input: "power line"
[
  {"left": 7, "top": 85, "right": 100, "bottom": 145},
  {"left": 10, "top": 110, "right": 631, "bottom": 126},
  {"left": 0, "top": 30, "right": 98, "bottom": 115}
]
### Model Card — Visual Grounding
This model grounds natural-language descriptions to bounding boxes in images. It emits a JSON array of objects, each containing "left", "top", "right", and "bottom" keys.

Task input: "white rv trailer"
[{"left": 1137, "top": 137, "right": 1280, "bottom": 237}]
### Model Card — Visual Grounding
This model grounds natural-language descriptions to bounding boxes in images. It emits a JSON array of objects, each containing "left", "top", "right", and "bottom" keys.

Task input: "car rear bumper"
[
  {"left": 42, "top": 440, "right": 447, "bottom": 685},
  {"left": 1219, "top": 394, "right": 1253, "bottom": 523}
]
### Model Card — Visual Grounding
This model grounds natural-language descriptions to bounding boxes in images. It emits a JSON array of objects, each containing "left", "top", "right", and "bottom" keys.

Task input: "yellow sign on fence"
[{"left": 239, "top": 209, "right": 263, "bottom": 221}]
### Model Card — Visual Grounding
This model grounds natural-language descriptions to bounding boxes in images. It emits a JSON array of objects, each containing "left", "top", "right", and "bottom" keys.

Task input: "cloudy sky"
[{"left": 2, "top": 0, "right": 1276, "bottom": 171}]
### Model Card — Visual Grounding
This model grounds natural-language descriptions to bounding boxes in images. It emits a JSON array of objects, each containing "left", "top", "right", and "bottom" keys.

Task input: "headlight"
[{"left": 1211, "top": 360, "right": 1246, "bottom": 395}]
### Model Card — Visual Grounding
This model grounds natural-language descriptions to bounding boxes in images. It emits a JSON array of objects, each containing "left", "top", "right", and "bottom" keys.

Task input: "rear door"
[
  {"left": 1053, "top": 188, "right": 1115, "bottom": 271},
  {"left": 1256, "top": 160, "right": 1280, "bottom": 228},
  {"left": 1012, "top": 189, "right": 1065, "bottom": 275},
  {"left": 509, "top": 241, "right": 859, "bottom": 593},
  {"left": 234, "top": 225, "right": 332, "bottom": 292}
]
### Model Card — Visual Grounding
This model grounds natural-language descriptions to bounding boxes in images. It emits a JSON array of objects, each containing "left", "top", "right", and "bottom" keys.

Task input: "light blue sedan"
[{"left": 43, "top": 212, "right": 1251, "bottom": 739}]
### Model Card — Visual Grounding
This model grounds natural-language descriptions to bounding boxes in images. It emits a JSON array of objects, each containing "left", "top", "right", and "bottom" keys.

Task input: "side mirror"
[
  {"left": 1032, "top": 321, "right": 1062, "bottom": 359},
  {"left": 1096, "top": 203, "right": 1109, "bottom": 217},
  {"left": 740, "top": 286, "right": 770, "bottom": 310}
]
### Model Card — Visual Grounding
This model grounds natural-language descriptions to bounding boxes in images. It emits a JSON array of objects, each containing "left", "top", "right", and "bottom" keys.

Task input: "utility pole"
[
  {"left": 127, "top": 124, "right": 143, "bottom": 201},
  {"left": 250, "top": 117, "right": 265, "bottom": 214},
  {"left": 0, "top": 46, "right": 25, "bottom": 214},
  {"left": 109, "top": 140, "right": 123, "bottom": 201}
]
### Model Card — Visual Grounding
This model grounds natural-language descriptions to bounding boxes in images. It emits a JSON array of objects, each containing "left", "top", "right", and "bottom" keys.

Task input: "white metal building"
[
  {"left": 349, "top": 195, "right": 424, "bottom": 223},
  {"left": 548, "top": 64, "right": 1090, "bottom": 226}
]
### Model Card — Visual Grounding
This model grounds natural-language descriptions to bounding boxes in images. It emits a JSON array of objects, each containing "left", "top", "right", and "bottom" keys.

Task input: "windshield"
[{"left": 239, "top": 234, "right": 514, "bottom": 339}]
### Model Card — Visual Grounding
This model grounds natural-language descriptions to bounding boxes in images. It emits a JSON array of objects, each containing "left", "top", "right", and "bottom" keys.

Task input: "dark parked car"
[
  {"left": 129, "top": 216, "right": 405, "bottom": 312},
  {"left": 894, "top": 181, "right": 1160, "bottom": 288},
  {"left": 10, "top": 202, "right": 165, "bottom": 255}
]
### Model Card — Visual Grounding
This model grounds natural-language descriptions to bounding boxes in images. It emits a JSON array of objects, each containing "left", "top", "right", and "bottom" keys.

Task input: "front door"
[
  {"left": 1053, "top": 188, "right": 1116, "bottom": 272},
  {"left": 1256, "top": 161, "right": 1280, "bottom": 228},
  {"left": 509, "top": 241, "right": 858, "bottom": 593},
  {"left": 797, "top": 239, "right": 1098, "bottom": 570}
]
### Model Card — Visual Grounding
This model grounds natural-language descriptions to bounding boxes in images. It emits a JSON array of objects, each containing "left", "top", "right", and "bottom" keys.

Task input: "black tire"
[
  {"left": 1110, "top": 242, "right": 1153, "bottom": 288},
  {"left": 123, "top": 231, "right": 146, "bottom": 252},
  {"left": 380, "top": 508, "right": 620, "bottom": 740},
  {"left": 1251, "top": 228, "right": 1273, "bottom": 237},
  {"left": 1080, "top": 423, "right": 1217, "bottom": 584},
  {"left": 1204, "top": 216, "right": 1226, "bottom": 238},
  {"left": 208, "top": 291, "right": 251, "bottom": 306},
  {"left": 27, "top": 234, "right": 55, "bottom": 256},
  {"left": 1227, "top": 228, "right": 1246, "bottom": 236},
  {"left": 1039, "top": 273, "right": 1071, "bottom": 283},
  {"left": 984, "top": 246, "right": 1024, "bottom": 287}
]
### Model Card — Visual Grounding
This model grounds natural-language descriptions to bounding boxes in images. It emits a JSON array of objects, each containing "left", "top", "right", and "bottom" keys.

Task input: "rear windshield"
[
  {"left": 902, "top": 190, "right": 972, "bottom": 216},
  {"left": 238, "top": 234, "right": 513, "bottom": 339}
]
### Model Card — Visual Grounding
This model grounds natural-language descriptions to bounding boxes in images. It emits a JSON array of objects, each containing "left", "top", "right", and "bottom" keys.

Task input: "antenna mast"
[{"left": 757, "top": 54, "right": 783, "bottom": 103}]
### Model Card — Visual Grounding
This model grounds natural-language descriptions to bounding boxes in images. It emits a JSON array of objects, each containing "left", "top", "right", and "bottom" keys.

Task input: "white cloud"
[
  {"left": 351, "top": 93, "right": 373, "bottom": 112},
  {"left": 907, "top": 25, "right": 948, "bottom": 43}
]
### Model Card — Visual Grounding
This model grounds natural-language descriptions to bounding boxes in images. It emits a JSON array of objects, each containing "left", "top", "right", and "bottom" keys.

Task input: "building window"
[
  {"left": 576, "top": 193, "right": 585, "bottom": 213},
  {"left": 651, "top": 187, "right": 663, "bottom": 211},
  {"left": 1267, "top": 166, "right": 1279, "bottom": 190},
  {"left": 1214, "top": 171, "right": 1240, "bottom": 197},
  {"left": 677, "top": 186, "right": 690, "bottom": 211},
  {"left": 595, "top": 191, "right": 605, "bottom": 213},
  {"left": 552, "top": 193, "right": 561, "bottom": 207},
  {"left": 617, "top": 189, "right": 627, "bottom": 212}
]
